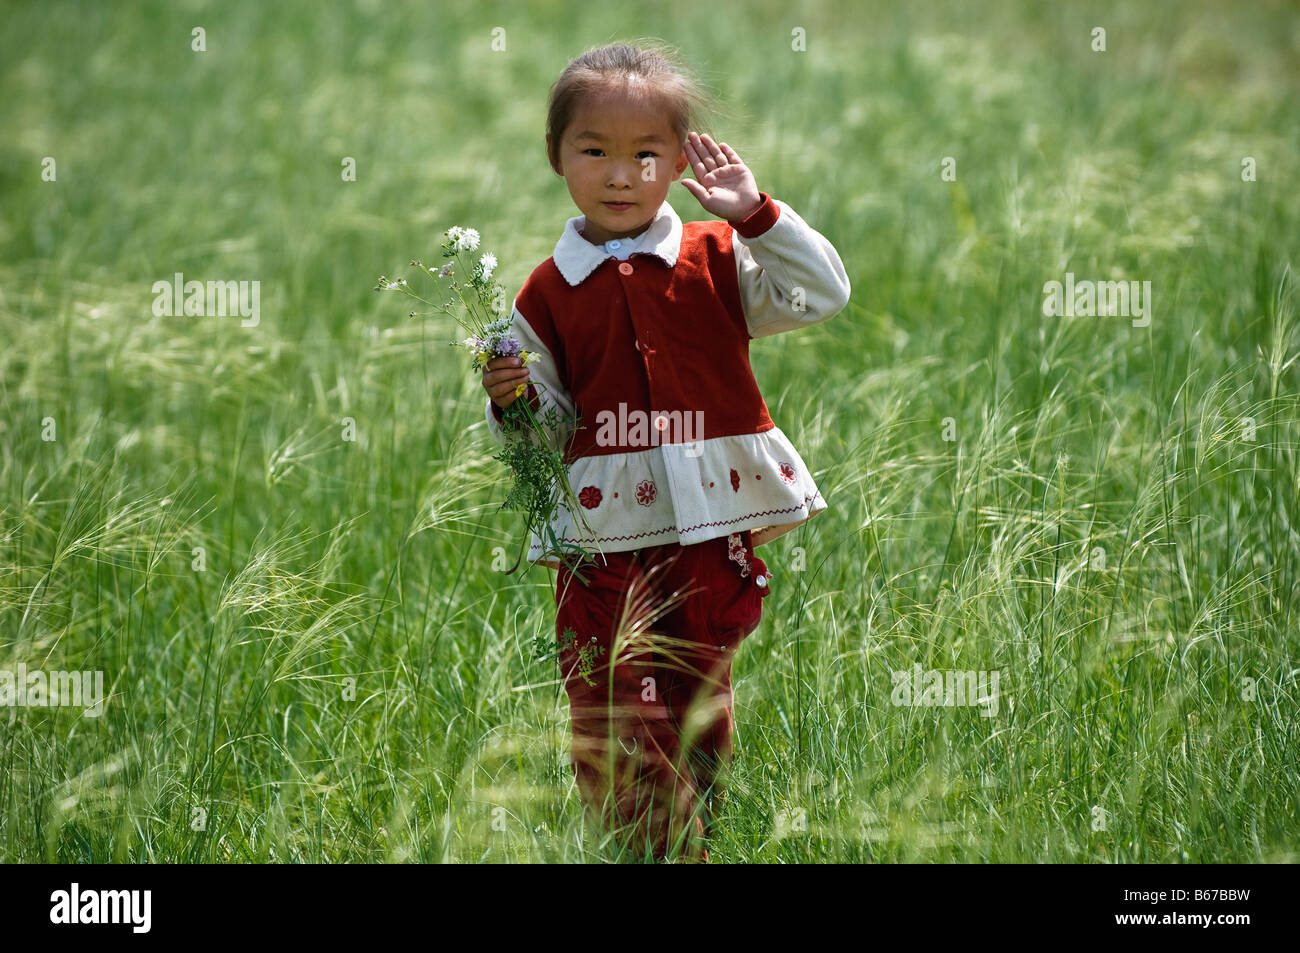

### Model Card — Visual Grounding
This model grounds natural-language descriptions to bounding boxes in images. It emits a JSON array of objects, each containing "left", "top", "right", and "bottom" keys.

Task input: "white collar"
[{"left": 552, "top": 199, "right": 682, "bottom": 286}]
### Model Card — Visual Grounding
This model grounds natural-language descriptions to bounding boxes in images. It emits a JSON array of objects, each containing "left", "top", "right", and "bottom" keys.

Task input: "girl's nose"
[{"left": 607, "top": 161, "right": 636, "bottom": 187}]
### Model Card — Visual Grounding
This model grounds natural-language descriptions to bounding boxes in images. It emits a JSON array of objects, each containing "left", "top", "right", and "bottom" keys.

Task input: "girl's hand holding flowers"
[
  {"left": 678, "top": 131, "right": 764, "bottom": 222},
  {"left": 483, "top": 356, "right": 531, "bottom": 411},
  {"left": 373, "top": 227, "right": 597, "bottom": 578}
]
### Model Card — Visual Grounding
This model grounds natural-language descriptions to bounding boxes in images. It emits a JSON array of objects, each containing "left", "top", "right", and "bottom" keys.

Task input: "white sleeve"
[
  {"left": 733, "top": 199, "right": 852, "bottom": 339},
  {"left": 484, "top": 302, "right": 576, "bottom": 453}
]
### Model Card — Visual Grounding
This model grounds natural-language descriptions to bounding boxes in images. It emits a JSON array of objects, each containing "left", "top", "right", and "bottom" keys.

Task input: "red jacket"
[{"left": 488, "top": 192, "right": 851, "bottom": 569}]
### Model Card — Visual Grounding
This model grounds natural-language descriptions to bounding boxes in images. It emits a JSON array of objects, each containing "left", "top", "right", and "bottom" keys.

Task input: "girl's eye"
[{"left": 580, "top": 149, "right": 658, "bottom": 159}]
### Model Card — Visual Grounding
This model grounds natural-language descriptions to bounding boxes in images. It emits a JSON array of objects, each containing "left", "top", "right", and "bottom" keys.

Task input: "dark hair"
[{"left": 545, "top": 40, "right": 715, "bottom": 175}]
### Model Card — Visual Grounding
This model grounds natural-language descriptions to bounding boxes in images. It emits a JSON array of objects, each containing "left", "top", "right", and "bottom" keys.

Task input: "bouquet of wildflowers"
[{"left": 375, "top": 225, "right": 598, "bottom": 578}]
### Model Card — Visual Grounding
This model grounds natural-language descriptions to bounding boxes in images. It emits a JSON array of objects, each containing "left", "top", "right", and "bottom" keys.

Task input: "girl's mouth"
[{"left": 603, "top": 202, "right": 634, "bottom": 211}]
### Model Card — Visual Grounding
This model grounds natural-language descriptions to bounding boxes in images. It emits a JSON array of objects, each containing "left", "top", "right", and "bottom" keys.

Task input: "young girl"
[{"left": 480, "top": 42, "right": 850, "bottom": 861}]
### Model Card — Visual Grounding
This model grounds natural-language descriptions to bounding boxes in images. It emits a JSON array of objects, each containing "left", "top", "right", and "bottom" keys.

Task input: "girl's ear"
[{"left": 546, "top": 135, "right": 563, "bottom": 175}]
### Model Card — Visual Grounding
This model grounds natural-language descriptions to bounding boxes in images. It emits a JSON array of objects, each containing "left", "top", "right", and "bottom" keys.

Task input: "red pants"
[{"left": 553, "top": 529, "right": 770, "bottom": 861}]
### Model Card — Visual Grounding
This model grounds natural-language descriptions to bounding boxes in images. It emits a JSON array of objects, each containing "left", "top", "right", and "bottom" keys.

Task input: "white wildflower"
[{"left": 479, "top": 253, "right": 498, "bottom": 280}]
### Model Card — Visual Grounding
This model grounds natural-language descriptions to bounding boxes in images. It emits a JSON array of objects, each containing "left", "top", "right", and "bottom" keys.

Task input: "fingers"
[
  {"left": 703, "top": 134, "right": 728, "bottom": 167},
  {"left": 684, "top": 138, "right": 708, "bottom": 180},
  {"left": 485, "top": 369, "right": 528, "bottom": 393},
  {"left": 488, "top": 375, "right": 528, "bottom": 406},
  {"left": 482, "top": 358, "right": 529, "bottom": 402},
  {"left": 688, "top": 131, "right": 729, "bottom": 169},
  {"left": 679, "top": 178, "right": 708, "bottom": 202},
  {"left": 687, "top": 131, "right": 721, "bottom": 174}
]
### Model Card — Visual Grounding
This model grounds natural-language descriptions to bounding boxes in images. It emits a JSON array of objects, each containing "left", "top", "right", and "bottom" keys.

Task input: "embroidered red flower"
[
  {"left": 635, "top": 479, "right": 657, "bottom": 506},
  {"left": 578, "top": 485, "right": 602, "bottom": 509},
  {"left": 779, "top": 462, "right": 796, "bottom": 484},
  {"left": 729, "top": 468, "right": 740, "bottom": 492}
]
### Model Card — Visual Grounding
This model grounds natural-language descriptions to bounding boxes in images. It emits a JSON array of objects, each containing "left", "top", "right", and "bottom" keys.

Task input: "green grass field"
[{"left": 1, "top": 0, "right": 1298, "bottom": 862}]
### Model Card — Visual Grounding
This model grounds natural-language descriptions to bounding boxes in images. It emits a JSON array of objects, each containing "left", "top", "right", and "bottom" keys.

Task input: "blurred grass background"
[{"left": 1, "top": 0, "right": 1298, "bottom": 861}]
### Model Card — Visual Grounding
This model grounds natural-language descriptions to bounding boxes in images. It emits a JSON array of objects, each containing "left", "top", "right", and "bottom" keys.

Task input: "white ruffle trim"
[{"left": 521, "top": 426, "right": 827, "bottom": 569}]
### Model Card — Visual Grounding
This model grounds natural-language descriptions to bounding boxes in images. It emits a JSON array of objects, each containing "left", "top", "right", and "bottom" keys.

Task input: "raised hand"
[{"left": 678, "top": 131, "right": 763, "bottom": 222}]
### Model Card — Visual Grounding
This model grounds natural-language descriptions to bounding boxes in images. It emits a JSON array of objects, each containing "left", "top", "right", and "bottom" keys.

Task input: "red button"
[{"left": 618, "top": 262, "right": 633, "bottom": 276}]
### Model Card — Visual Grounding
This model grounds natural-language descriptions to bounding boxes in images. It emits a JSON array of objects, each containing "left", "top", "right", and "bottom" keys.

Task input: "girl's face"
[{"left": 549, "top": 87, "right": 690, "bottom": 245}]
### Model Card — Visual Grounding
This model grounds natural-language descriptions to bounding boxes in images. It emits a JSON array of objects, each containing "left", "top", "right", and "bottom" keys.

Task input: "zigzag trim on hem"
[{"left": 531, "top": 495, "right": 821, "bottom": 547}]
